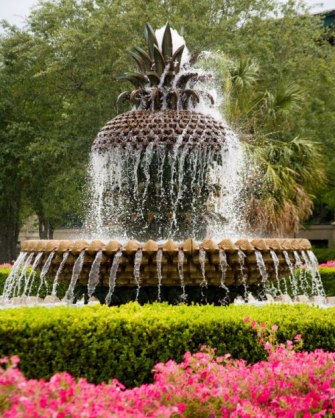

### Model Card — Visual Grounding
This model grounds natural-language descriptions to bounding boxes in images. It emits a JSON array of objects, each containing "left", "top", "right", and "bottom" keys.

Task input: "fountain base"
[{"left": 1, "top": 237, "right": 324, "bottom": 306}]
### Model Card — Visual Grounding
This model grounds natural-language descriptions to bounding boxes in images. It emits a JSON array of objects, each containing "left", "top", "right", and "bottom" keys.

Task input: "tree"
[{"left": 198, "top": 52, "right": 325, "bottom": 235}]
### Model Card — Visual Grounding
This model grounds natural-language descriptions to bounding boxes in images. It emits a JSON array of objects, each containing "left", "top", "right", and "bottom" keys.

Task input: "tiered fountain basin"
[{"left": 20, "top": 237, "right": 312, "bottom": 288}]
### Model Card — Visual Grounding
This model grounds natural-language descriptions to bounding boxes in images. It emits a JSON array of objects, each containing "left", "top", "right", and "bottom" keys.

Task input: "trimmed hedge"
[
  {"left": 313, "top": 248, "right": 335, "bottom": 263},
  {"left": 319, "top": 267, "right": 335, "bottom": 296},
  {"left": 0, "top": 267, "right": 68, "bottom": 299},
  {"left": 0, "top": 303, "right": 334, "bottom": 386}
]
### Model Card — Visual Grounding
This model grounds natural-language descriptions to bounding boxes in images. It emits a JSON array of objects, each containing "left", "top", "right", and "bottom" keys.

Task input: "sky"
[{"left": 0, "top": 0, "right": 334, "bottom": 28}]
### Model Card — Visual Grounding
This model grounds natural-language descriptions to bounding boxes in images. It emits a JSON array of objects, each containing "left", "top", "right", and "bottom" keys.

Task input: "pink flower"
[
  {"left": 319, "top": 260, "right": 335, "bottom": 268},
  {"left": 294, "top": 334, "right": 302, "bottom": 340},
  {"left": 243, "top": 317, "right": 250, "bottom": 323},
  {"left": 271, "top": 325, "right": 278, "bottom": 332}
]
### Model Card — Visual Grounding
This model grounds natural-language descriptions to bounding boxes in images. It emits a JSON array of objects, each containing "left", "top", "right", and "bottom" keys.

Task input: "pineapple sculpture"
[{"left": 91, "top": 24, "right": 231, "bottom": 240}]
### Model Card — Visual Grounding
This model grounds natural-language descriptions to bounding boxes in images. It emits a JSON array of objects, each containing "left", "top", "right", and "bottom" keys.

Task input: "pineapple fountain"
[{"left": 1, "top": 24, "right": 325, "bottom": 306}]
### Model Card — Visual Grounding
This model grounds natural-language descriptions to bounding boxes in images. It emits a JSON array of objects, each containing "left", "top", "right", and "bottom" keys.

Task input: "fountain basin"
[{"left": 19, "top": 238, "right": 312, "bottom": 288}]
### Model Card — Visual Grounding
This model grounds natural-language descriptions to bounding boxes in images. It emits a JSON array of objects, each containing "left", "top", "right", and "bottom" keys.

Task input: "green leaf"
[
  {"left": 133, "top": 46, "right": 153, "bottom": 71},
  {"left": 162, "top": 23, "right": 173, "bottom": 61},
  {"left": 116, "top": 73, "right": 148, "bottom": 88},
  {"left": 144, "top": 23, "right": 159, "bottom": 60},
  {"left": 116, "top": 91, "right": 131, "bottom": 105},
  {"left": 170, "top": 44, "right": 185, "bottom": 74},
  {"left": 146, "top": 71, "right": 160, "bottom": 86},
  {"left": 127, "top": 51, "right": 147, "bottom": 73},
  {"left": 153, "top": 45, "right": 165, "bottom": 77}
]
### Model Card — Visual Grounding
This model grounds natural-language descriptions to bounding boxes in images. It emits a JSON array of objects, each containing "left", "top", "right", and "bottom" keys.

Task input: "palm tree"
[{"left": 198, "top": 53, "right": 324, "bottom": 235}]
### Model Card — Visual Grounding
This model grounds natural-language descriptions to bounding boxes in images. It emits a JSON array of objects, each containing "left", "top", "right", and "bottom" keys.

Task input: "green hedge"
[
  {"left": 319, "top": 267, "right": 335, "bottom": 296},
  {"left": 313, "top": 248, "right": 335, "bottom": 263},
  {"left": 0, "top": 268, "right": 67, "bottom": 299},
  {"left": 0, "top": 303, "right": 334, "bottom": 386}
]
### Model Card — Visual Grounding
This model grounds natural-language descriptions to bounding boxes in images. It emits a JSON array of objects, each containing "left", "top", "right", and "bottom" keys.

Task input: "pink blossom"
[
  {"left": 319, "top": 260, "right": 335, "bottom": 268},
  {"left": 271, "top": 325, "right": 278, "bottom": 331}
]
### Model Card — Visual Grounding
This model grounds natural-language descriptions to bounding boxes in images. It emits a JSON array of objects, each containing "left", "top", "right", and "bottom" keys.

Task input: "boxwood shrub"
[
  {"left": 313, "top": 248, "right": 335, "bottom": 263},
  {"left": 319, "top": 267, "right": 335, "bottom": 296},
  {"left": 0, "top": 303, "right": 334, "bottom": 387}
]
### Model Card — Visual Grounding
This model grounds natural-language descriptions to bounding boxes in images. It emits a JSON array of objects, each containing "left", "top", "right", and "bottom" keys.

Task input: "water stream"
[
  {"left": 134, "top": 250, "right": 143, "bottom": 301},
  {"left": 156, "top": 249, "right": 163, "bottom": 302},
  {"left": 105, "top": 250, "right": 122, "bottom": 306},
  {"left": 237, "top": 250, "right": 248, "bottom": 301},
  {"left": 65, "top": 251, "right": 85, "bottom": 303},
  {"left": 52, "top": 252, "right": 69, "bottom": 297},
  {"left": 177, "top": 249, "right": 187, "bottom": 301},
  {"left": 87, "top": 250, "right": 103, "bottom": 298}
]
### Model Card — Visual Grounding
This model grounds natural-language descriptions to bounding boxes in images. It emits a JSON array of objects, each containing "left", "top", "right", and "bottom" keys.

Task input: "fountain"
[{"left": 0, "top": 24, "right": 326, "bottom": 306}]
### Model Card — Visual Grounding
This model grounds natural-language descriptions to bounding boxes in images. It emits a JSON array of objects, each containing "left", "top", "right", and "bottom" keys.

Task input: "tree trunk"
[
  {"left": 38, "top": 215, "right": 54, "bottom": 239},
  {"left": 0, "top": 201, "right": 20, "bottom": 263}
]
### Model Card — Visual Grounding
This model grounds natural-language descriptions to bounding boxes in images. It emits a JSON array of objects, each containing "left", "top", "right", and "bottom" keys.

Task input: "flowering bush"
[
  {"left": 1, "top": 320, "right": 335, "bottom": 417},
  {"left": 319, "top": 260, "right": 335, "bottom": 269},
  {"left": 0, "top": 263, "right": 13, "bottom": 269}
]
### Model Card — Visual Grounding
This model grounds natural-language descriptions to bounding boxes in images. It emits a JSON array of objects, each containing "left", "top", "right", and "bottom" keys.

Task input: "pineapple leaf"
[
  {"left": 146, "top": 71, "right": 161, "bottom": 86},
  {"left": 130, "top": 89, "right": 143, "bottom": 104},
  {"left": 153, "top": 45, "right": 166, "bottom": 76},
  {"left": 116, "top": 91, "right": 131, "bottom": 105},
  {"left": 151, "top": 87, "right": 162, "bottom": 110},
  {"left": 176, "top": 72, "right": 198, "bottom": 89},
  {"left": 133, "top": 46, "right": 153, "bottom": 71},
  {"left": 171, "top": 44, "right": 185, "bottom": 73},
  {"left": 117, "top": 72, "right": 148, "bottom": 88},
  {"left": 162, "top": 23, "right": 173, "bottom": 61},
  {"left": 183, "top": 89, "right": 200, "bottom": 104},
  {"left": 166, "top": 89, "right": 178, "bottom": 109},
  {"left": 127, "top": 51, "right": 147, "bottom": 73},
  {"left": 144, "top": 23, "right": 159, "bottom": 60}
]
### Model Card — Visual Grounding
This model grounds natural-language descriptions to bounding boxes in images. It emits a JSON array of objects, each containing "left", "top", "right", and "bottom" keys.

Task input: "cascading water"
[
  {"left": 177, "top": 249, "right": 187, "bottom": 301},
  {"left": 65, "top": 251, "right": 85, "bottom": 303},
  {"left": 85, "top": 25, "right": 245, "bottom": 242},
  {"left": 52, "top": 252, "right": 69, "bottom": 297},
  {"left": 105, "top": 249, "right": 122, "bottom": 306},
  {"left": 156, "top": 249, "right": 163, "bottom": 302},
  {"left": 134, "top": 250, "right": 143, "bottom": 301}
]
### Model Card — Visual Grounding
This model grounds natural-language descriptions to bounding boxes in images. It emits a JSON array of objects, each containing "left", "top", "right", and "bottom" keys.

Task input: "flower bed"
[
  {"left": 1, "top": 321, "right": 334, "bottom": 417},
  {"left": 320, "top": 260, "right": 335, "bottom": 268}
]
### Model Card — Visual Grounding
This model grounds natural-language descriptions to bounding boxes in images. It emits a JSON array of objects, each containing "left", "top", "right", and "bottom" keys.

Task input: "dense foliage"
[
  {"left": 313, "top": 248, "right": 335, "bottom": 263},
  {"left": 0, "top": 0, "right": 334, "bottom": 260},
  {"left": 0, "top": 303, "right": 334, "bottom": 386}
]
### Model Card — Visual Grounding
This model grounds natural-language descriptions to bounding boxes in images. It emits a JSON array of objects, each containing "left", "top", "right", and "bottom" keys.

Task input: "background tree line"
[{"left": 0, "top": 0, "right": 334, "bottom": 261}]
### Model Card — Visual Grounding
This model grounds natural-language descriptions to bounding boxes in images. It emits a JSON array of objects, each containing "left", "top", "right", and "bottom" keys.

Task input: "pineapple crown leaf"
[
  {"left": 117, "top": 23, "right": 215, "bottom": 111},
  {"left": 116, "top": 91, "right": 131, "bottom": 106},
  {"left": 153, "top": 45, "right": 166, "bottom": 76},
  {"left": 133, "top": 46, "right": 153, "bottom": 68},
  {"left": 146, "top": 71, "right": 160, "bottom": 85},
  {"left": 127, "top": 51, "right": 148, "bottom": 73},
  {"left": 144, "top": 23, "right": 159, "bottom": 60},
  {"left": 183, "top": 89, "right": 200, "bottom": 104},
  {"left": 116, "top": 73, "right": 147, "bottom": 88},
  {"left": 170, "top": 44, "right": 185, "bottom": 73},
  {"left": 162, "top": 23, "right": 173, "bottom": 61}
]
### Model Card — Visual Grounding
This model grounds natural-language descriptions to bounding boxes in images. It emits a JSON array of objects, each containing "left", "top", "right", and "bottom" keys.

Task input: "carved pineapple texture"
[{"left": 93, "top": 110, "right": 227, "bottom": 151}]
